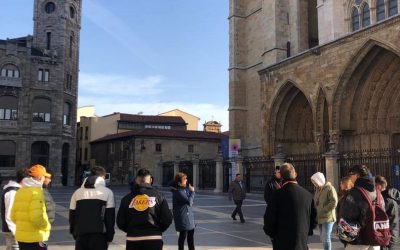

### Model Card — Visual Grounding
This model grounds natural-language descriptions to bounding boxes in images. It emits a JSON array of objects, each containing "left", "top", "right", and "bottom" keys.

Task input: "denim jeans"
[{"left": 319, "top": 222, "right": 334, "bottom": 250}]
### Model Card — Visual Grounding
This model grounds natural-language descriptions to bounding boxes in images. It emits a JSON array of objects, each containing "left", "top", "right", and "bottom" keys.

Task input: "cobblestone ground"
[{"left": 0, "top": 186, "right": 344, "bottom": 250}]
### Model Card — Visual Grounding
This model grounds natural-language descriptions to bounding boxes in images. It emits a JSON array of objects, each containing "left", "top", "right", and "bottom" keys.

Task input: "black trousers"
[
  {"left": 178, "top": 229, "right": 195, "bottom": 250},
  {"left": 126, "top": 240, "right": 163, "bottom": 250},
  {"left": 231, "top": 200, "right": 244, "bottom": 220},
  {"left": 75, "top": 233, "right": 108, "bottom": 250},
  {"left": 18, "top": 242, "right": 47, "bottom": 250}
]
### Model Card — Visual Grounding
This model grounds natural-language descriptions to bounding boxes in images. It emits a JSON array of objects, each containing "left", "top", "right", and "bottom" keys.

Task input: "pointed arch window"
[
  {"left": 362, "top": 3, "right": 371, "bottom": 27},
  {"left": 376, "top": 0, "right": 386, "bottom": 21},
  {"left": 352, "top": 7, "right": 360, "bottom": 31},
  {"left": 389, "top": 0, "right": 398, "bottom": 16}
]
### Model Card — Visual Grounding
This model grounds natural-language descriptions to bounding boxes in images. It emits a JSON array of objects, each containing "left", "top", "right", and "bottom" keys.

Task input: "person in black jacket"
[
  {"left": 117, "top": 168, "right": 173, "bottom": 250},
  {"left": 375, "top": 175, "right": 399, "bottom": 250},
  {"left": 171, "top": 172, "right": 196, "bottom": 250},
  {"left": 339, "top": 164, "right": 380, "bottom": 249},
  {"left": 69, "top": 166, "right": 115, "bottom": 250},
  {"left": 264, "top": 166, "right": 281, "bottom": 204},
  {"left": 263, "top": 163, "right": 317, "bottom": 250}
]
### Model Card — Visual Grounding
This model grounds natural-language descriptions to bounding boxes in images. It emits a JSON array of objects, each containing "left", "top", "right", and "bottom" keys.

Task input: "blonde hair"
[{"left": 340, "top": 176, "right": 353, "bottom": 191}]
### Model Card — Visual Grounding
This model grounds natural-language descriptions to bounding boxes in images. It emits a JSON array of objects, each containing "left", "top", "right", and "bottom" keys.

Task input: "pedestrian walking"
[
  {"left": 228, "top": 173, "right": 246, "bottom": 223},
  {"left": 264, "top": 166, "right": 281, "bottom": 205},
  {"left": 311, "top": 172, "right": 338, "bottom": 250},
  {"left": 263, "top": 163, "right": 317, "bottom": 250},
  {"left": 1, "top": 168, "right": 29, "bottom": 250},
  {"left": 339, "top": 165, "right": 390, "bottom": 249},
  {"left": 117, "top": 168, "right": 173, "bottom": 250},
  {"left": 11, "top": 164, "right": 52, "bottom": 250},
  {"left": 171, "top": 172, "right": 196, "bottom": 250},
  {"left": 375, "top": 175, "right": 399, "bottom": 250},
  {"left": 69, "top": 166, "right": 115, "bottom": 250},
  {"left": 42, "top": 169, "right": 55, "bottom": 224}
]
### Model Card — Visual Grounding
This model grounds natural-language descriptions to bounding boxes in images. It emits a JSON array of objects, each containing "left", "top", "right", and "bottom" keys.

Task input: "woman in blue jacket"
[{"left": 171, "top": 172, "right": 195, "bottom": 250}]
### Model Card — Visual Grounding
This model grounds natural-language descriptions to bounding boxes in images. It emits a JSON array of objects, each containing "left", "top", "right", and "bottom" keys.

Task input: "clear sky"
[{"left": 1, "top": 0, "right": 229, "bottom": 131}]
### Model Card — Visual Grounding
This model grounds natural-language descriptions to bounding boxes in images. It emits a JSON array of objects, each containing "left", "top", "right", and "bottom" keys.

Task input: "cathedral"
[
  {"left": 229, "top": 0, "right": 400, "bottom": 156},
  {"left": 0, "top": 0, "right": 81, "bottom": 185}
]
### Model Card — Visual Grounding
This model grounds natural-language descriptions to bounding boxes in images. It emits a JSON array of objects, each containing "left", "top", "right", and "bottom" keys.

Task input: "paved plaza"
[{"left": 0, "top": 186, "right": 345, "bottom": 250}]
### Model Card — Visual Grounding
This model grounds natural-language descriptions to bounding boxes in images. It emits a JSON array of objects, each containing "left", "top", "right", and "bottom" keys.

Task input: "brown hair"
[
  {"left": 280, "top": 163, "right": 296, "bottom": 180},
  {"left": 174, "top": 172, "right": 187, "bottom": 186},
  {"left": 375, "top": 175, "right": 388, "bottom": 190},
  {"left": 340, "top": 176, "right": 354, "bottom": 191}
]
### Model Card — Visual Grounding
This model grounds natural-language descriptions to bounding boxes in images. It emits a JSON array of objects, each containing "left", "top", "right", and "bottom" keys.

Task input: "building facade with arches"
[
  {"left": 229, "top": 0, "right": 400, "bottom": 186},
  {"left": 0, "top": 0, "right": 81, "bottom": 185}
]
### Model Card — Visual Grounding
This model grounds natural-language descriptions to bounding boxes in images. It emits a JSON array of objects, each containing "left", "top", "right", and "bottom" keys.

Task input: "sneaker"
[
  {"left": 240, "top": 219, "right": 245, "bottom": 223},
  {"left": 231, "top": 215, "right": 237, "bottom": 220}
]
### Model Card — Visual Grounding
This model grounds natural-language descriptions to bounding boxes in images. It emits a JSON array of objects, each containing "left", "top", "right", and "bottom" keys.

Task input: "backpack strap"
[{"left": 356, "top": 187, "right": 374, "bottom": 207}]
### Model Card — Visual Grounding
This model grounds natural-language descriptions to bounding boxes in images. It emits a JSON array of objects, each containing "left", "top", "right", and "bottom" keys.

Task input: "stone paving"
[{"left": 0, "top": 186, "right": 345, "bottom": 249}]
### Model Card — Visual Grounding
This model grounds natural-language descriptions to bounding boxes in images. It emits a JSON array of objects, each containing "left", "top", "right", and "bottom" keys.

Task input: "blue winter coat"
[{"left": 171, "top": 186, "right": 195, "bottom": 231}]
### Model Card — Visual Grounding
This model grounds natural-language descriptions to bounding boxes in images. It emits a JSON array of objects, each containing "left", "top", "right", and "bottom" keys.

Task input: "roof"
[
  {"left": 91, "top": 128, "right": 228, "bottom": 144},
  {"left": 158, "top": 109, "right": 200, "bottom": 119},
  {"left": 119, "top": 113, "right": 186, "bottom": 124}
]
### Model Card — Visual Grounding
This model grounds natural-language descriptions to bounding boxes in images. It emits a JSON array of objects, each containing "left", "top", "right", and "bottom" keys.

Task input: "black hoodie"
[
  {"left": 117, "top": 183, "right": 173, "bottom": 238},
  {"left": 339, "top": 177, "right": 377, "bottom": 245},
  {"left": 382, "top": 187, "right": 400, "bottom": 246}
]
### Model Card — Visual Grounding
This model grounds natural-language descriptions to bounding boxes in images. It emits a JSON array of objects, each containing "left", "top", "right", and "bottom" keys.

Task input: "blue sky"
[{"left": 1, "top": 0, "right": 229, "bottom": 130}]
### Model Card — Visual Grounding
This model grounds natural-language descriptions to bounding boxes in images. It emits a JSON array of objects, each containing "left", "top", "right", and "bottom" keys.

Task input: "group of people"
[
  {"left": 1, "top": 164, "right": 55, "bottom": 250},
  {"left": 262, "top": 163, "right": 399, "bottom": 250}
]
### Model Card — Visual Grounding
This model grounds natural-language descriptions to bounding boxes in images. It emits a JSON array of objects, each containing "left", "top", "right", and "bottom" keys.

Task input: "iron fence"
[
  {"left": 243, "top": 156, "right": 275, "bottom": 192},
  {"left": 339, "top": 148, "right": 400, "bottom": 182},
  {"left": 199, "top": 159, "right": 216, "bottom": 189},
  {"left": 286, "top": 153, "right": 326, "bottom": 193}
]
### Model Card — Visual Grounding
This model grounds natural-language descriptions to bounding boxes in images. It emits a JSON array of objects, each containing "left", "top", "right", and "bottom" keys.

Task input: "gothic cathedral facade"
[
  {"left": 0, "top": 0, "right": 81, "bottom": 185},
  {"left": 229, "top": 0, "right": 400, "bottom": 156}
]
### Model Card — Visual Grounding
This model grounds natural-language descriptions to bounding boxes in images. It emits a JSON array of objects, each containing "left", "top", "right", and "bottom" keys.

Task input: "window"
[
  {"left": 352, "top": 8, "right": 360, "bottom": 31},
  {"left": 0, "top": 96, "right": 18, "bottom": 120},
  {"left": 79, "top": 147, "right": 82, "bottom": 160},
  {"left": 69, "top": 36, "right": 73, "bottom": 57},
  {"left": 31, "top": 141, "right": 49, "bottom": 167},
  {"left": 188, "top": 145, "right": 194, "bottom": 153},
  {"left": 389, "top": 0, "right": 398, "bottom": 16},
  {"left": 362, "top": 4, "right": 370, "bottom": 27},
  {"left": 155, "top": 143, "right": 162, "bottom": 152},
  {"left": 1, "top": 64, "right": 19, "bottom": 78},
  {"left": 144, "top": 124, "right": 171, "bottom": 129},
  {"left": 63, "top": 102, "right": 71, "bottom": 125},
  {"left": 110, "top": 143, "right": 115, "bottom": 154},
  {"left": 79, "top": 126, "right": 83, "bottom": 139},
  {"left": 45, "top": 2, "right": 55, "bottom": 13},
  {"left": 70, "top": 6, "right": 75, "bottom": 19},
  {"left": 32, "top": 98, "right": 51, "bottom": 122},
  {"left": 85, "top": 126, "right": 89, "bottom": 139},
  {"left": 38, "top": 69, "right": 49, "bottom": 82},
  {"left": 376, "top": 0, "right": 386, "bottom": 21},
  {"left": 0, "top": 141, "right": 15, "bottom": 168},
  {"left": 84, "top": 147, "right": 88, "bottom": 161},
  {"left": 65, "top": 73, "right": 72, "bottom": 91},
  {"left": 46, "top": 32, "right": 51, "bottom": 50}
]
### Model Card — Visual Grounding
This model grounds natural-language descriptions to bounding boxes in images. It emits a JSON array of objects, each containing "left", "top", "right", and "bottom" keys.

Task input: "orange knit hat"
[{"left": 29, "top": 164, "right": 51, "bottom": 178}]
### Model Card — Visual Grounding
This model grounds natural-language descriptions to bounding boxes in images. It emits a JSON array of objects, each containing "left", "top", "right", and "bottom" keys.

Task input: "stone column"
[
  {"left": 192, "top": 158, "right": 199, "bottom": 190},
  {"left": 324, "top": 140, "right": 340, "bottom": 189},
  {"left": 272, "top": 143, "right": 286, "bottom": 167},
  {"left": 214, "top": 154, "right": 223, "bottom": 193},
  {"left": 236, "top": 156, "right": 244, "bottom": 176},
  {"left": 174, "top": 156, "right": 180, "bottom": 176}
]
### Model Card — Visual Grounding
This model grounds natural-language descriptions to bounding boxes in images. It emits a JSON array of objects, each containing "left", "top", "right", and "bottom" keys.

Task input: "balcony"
[{"left": 0, "top": 77, "right": 22, "bottom": 87}]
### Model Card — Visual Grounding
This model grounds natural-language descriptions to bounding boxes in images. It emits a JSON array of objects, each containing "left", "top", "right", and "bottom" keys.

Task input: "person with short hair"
[
  {"left": 11, "top": 164, "right": 52, "bottom": 250},
  {"left": 375, "top": 175, "right": 399, "bottom": 250},
  {"left": 69, "top": 166, "right": 115, "bottom": 250},
  {"left": 264, "top": 163, "right": 317, "bottom": 250},
  {"left": 117, "top": 168, "right": 173, "bottom": 250},
  {"left": 42, "top": 169, "right": 55, "bottom": 225},
  {"left": 171, "top": 172, "right": 196, "bottom": 250},
  {"left": 228, "top": 173, "right": 246, "bottom": 223},
  {"left": 1, "top": 168, "right": 29, "bottom": 250},
  {"left": 264, "top": 166, "right": 282, "bottom": 204}
]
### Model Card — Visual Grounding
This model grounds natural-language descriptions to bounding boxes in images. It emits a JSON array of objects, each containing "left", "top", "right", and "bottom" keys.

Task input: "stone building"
[
  {"left": 229, "top": 0, "right": 400, "bottom": 186},
  {"left": 0, "top": 0, "right": 81, "bottom": 185}
]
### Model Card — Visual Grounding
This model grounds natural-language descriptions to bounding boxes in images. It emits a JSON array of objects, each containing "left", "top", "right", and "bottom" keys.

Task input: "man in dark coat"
[
  {"left": 228, "top": 173, "right": 246, "bottom": 223},
  {"left": 263, "top": 163, "right": 317, "bottom": 250},
  {"left": 375, "top": 175, "right": 399, "bottom": 250},
  {"left": 264, "top": 166, "right": 281, "bottom": 204}
]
